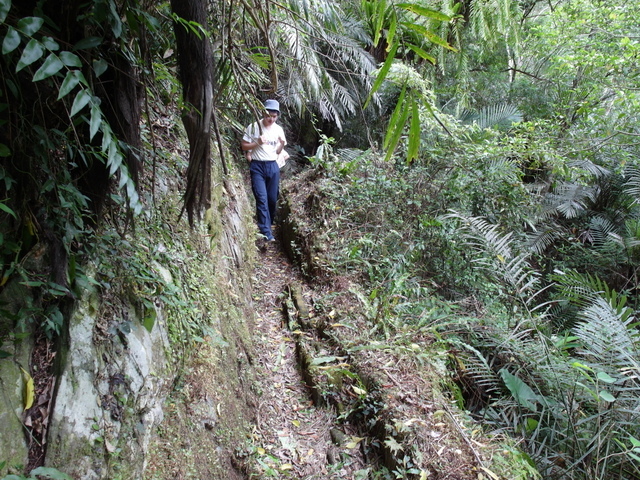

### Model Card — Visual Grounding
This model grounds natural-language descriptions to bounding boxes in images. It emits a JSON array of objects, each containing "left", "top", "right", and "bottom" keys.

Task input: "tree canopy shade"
[{"left": 2, "top": 0, "right": 640, "bottom": 476}]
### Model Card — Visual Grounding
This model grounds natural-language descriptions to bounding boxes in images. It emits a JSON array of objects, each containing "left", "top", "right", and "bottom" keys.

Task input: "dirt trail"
[{"left": 246, "top": 239, "right": 370, "bottom": 479}]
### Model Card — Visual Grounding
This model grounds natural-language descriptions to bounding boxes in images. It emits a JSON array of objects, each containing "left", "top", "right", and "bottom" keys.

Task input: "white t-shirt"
[{"left": 243, "top": 120, "right": 287, "bottom": 161}]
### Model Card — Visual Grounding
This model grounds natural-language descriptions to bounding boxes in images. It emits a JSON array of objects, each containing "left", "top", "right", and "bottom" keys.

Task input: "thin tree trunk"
[{"left": 171, "top": 0, "right": 214, "bottom": 225}]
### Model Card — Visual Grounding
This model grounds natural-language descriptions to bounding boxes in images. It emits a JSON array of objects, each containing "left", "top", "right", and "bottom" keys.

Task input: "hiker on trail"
[{"left": 241, "top": 99, "right": 287, "bottom": 242}]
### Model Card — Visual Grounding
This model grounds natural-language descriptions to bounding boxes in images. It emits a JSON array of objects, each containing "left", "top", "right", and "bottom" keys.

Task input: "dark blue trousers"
[{"left": 250, "top": 160, "right": 280, "bottom": 240}]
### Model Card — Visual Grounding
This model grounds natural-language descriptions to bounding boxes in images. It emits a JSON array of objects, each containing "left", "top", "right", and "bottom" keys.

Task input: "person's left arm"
[{"left": 275, "top": 127, "right": 287, "bottom": 155}]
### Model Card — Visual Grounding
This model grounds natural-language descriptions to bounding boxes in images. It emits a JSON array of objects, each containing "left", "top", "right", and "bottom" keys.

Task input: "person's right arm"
[{"left": 241, "top": 138, "right": 262, "bottom": 151}]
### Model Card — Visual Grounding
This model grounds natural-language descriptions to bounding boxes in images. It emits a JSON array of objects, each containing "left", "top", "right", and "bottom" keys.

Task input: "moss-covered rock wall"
[{"left": 0, "top": 140, "right": 260, "bottom": 479}]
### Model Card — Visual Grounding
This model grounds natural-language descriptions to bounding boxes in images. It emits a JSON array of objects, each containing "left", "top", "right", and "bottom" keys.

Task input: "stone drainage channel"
[
  {"left": 240, "top": 238, "right": 422, "bottom": 479},
  {"left": 281, "top": 282, "right": 416, "bottom": 479}
]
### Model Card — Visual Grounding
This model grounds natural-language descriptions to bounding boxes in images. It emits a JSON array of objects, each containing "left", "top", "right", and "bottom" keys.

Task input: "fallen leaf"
[
  {"left": 310, "top": 356, "right": 337, "bottom": 366},
  {"left": 352, "top": 385, "right": 367, "bottom": 396},
  {"left": 345, "top": 436, "right": 364, "bottom": 449},
  {"left": 105, "top": 439, "right": 116, "bottom": 453},
  {"left": 20, "top": 367, "right": 34, "bottom": 410},
  {"left": 479, "top": 467, "right": 499, "bottom": 479},
  {"left": 384, "top": 436, "right": 403, "bottom": 454}
]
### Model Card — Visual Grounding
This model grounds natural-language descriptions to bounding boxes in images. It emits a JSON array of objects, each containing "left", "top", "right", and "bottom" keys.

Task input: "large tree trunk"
[{"left": 171, "top": 0, "right": 214, "bottom": 226}]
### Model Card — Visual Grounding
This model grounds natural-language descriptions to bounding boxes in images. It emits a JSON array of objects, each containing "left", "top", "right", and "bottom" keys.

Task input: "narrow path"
[{"left": 247, "top": 238, "right": 369, "bottom": 479}]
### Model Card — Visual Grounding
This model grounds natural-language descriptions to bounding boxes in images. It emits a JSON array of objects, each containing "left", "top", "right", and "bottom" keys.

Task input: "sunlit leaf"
[
  {"left": 499, "top": 368, "right": 539, "bottom": 411},
  {"left": 384, "top": 87, "right": 411, "bottom": 161},
  {"left": 352, "top": 385, "right": 367, "bottom": 395},
  {"left": 402, "top": 22, "right": 458, "bottom": 51},
  {"left": 599, "top": 390, "right": 615, "bottom": 403},
  {"left": 142, "top": 307, "right": 156, "bottom": 333},
  {"left": 310, "top": 355, "right": 336, "bottom": 365},
  {"left": 596, "top": 371, "right": 616, "bottom": 384},
  {"left": 479, "top": 466, "right": 500, "bottom": 480},
  {"left": 345, "top": 436, "right": 364, "bottom": 449},
  {"left": 29, "top": 467, "right": 73, "bottom": 480},
  {"left": 365, "top": 41, "right": 398, "bottom": 109},
  {"left": 384, "top": 84, "right": 407, "bottom": 149},
  {"left": 384, "top": 436, "right": 403, "bottom": 454},
  {"left": 397, "top": 3, "right": 452, "bottom": 22},
  {"left": 407, "top": 98, "right": 420, "bottom": 162},
  {"left": 386, "top": 11, "right": 397, "bottom": 51},
  {"left": 407, "top": 43, "right": 436, "bottom": 64}
]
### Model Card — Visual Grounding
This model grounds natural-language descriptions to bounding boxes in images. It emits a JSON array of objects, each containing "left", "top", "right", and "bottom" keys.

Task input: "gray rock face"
[
  {"left": 0, "top": 280, "right": 36, "bottom": 477},
  {"left": 0, "top": 357, "right": 29, "bottom": 474},
  {"left": 0, "top": 166, "right": 256, "bottom": 479},
  {"left": 45, "top": 284, "right": 173, "bottom": 480}
]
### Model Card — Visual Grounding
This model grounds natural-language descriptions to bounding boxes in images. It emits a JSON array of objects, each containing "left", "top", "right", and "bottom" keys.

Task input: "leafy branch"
[{"left": 1, "top": 0, "right": 141, "bottom": 213}]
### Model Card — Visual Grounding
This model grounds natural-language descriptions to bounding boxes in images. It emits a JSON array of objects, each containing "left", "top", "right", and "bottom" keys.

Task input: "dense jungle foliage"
[{"left": 0, "top": 0, "right": 639, "bottom": 478}]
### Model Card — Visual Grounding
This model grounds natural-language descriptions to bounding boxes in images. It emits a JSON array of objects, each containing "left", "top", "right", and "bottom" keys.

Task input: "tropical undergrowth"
[
  {"left": 0, "top": 0, "right": 215, "bottom": 355},
  {"left": 292, "top": 108, "right": 640, "bottom": 478}
]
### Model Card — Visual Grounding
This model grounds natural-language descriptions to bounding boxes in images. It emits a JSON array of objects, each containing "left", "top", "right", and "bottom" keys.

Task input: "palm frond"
[
  {"left": 623, "top": 166, "right": 640, "bottom": 204},
  {"left": 551, "top": 269, "right": 629, "bottom": 314},
  {"left": 544, "top": 182, "right": 595, "bottom": 219},
  {"left": 444, "top": 212, "right": 546, "bottom": 312},
  {"left": 573, "top": 296, "right": 639, "bottom": 370},
  {"left": 611, "top": 218, "right": 640, "bottom": 252},
  {"left": 568, "top": 159, "right": 610, "bottom": 179},
  {"left": 587, "top": 215, "right": 618, "bottom": 246},
  {"left": 527, "top": 223, "right": 564, "bottom": 255},
  {"left": 460, "top": 103, "right": 523, "bottom": 129},
  {"left": 449, "top": 339, "right": 502, "bottom": 410}
]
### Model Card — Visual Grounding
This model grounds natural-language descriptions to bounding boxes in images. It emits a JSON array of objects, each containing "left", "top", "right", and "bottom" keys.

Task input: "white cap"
[{"left": 264, "top": 99, "right": 280, "bottom": 113}]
